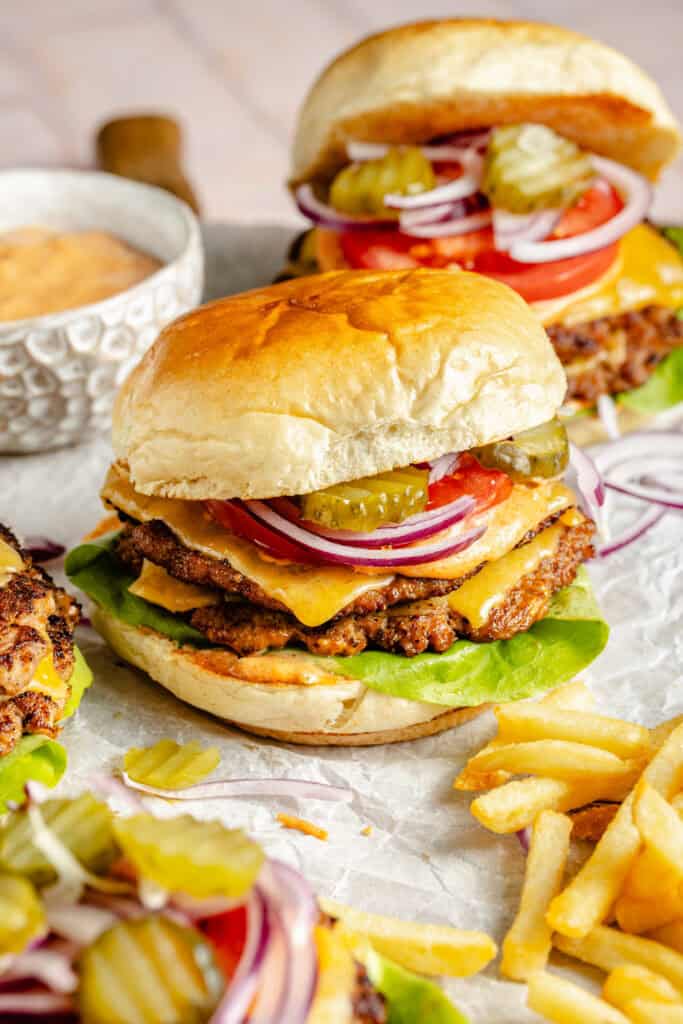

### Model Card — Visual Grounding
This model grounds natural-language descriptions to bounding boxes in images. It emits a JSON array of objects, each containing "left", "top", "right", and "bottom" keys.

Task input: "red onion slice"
[
  {"left": 398, "top": 202, "right": 458, "bottom": 229},
  {"left": 428, "top": 453, "right": 460, "bottom": 484},
  {"left": 0, "top": 947, "right": 78, "bottom": 994},
  {"left": 294, "top": 184, "right": 395, "bottom": 231},
  {"left": 597, "top": 506, "right": 666, "bottom": 558},
  {"left": 210, "top": 889, "right": 271, "bottom": 1024},
  {"left": 508, "top": 161, "right": 652, "bottom": 263},
  {"left": 516, "top": 828, "right": 531, "bottom": 854},
  {"left": 45, "top": 901, "right": 117, "bottom": 945},
  {"left": 122, "top": 773, "right": 353, "bottom": 803},
  {"left": 243, "top": 500, "right": 486, "bottom": 567},
  {"left": 23, "top": 537, "right": 65, "bottom": 563},
  {"left": 492, "top": 208, "right": 561, "bottom": 250},
  {"left": 247, "top": 899, "right": 289, "bottom": 1023},
  {"left": 385, "top": 175, "right": 481, "bottom": 210},
  {"left": 595, "top": 432, "right": 683, "bottom": 510},
  {"left": 596, "top": 394, "right": 621, "bottom": 441},
  {"left": 0, "top": 991, "right": 75, "bottom": 1014},
  {"left": 568, "top": 443, "right": 606, "bottom": 532},
  {"left": 401, "top": 210, "right": 492, "bottom": 239}
]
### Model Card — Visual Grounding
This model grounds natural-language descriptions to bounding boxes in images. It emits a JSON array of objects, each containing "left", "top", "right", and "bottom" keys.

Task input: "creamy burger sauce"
[{"left": 0, "top": 227, "right": 161, "bottom": 320}]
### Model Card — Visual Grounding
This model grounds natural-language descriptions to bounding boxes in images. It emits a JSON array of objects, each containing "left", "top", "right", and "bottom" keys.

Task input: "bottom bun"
[{"left": 92, "top": 607, "right": 485, "bottom": 746}]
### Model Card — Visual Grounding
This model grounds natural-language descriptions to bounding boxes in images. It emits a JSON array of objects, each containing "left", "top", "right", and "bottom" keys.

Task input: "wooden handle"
[{"left": 96, "top": 115, "right": 200, "bottom": 214}]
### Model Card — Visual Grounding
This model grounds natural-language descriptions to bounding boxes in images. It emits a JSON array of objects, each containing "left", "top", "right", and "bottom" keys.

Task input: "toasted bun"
[
  {"left": 92, "top": 607, "right": 484, "bottom": 745},
  {"left": 290, "top": 19, "right": 681, "bottom": 187},
  {"left": 113, "top": 269, "right": 566, "bottom": 500}
]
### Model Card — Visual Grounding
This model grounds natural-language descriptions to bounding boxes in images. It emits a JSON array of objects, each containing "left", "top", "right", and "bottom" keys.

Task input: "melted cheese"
[
  {"left": 533, "top": 225, "right": 683, "bottom": 328},
  {"left": 28, "top": 654, "right": 68, "bottom": 704},
  {"left": 0, "top": 537, "right": 24, "bottom": 587},
  {"left": 449, "top": 514, "right": 573, "bottom": 628},
  {"left": 102, "top": 464, "right": 575, "bottom": 627},
  {"left": 129, "top": 560, "right": 220, "bottom": 613}
]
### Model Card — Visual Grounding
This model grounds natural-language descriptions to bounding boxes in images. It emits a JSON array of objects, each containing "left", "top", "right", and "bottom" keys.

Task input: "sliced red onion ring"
[
  {"left": 0, "top": 947, "right": 78, "bottom": 993},
  {"left": 594, "top": 432, "right": 683, "bottom": 510},
  {"left": 211, "top": 889, "right": 271, "bottom": 1024},
  {"left": 568, "top": 443, "right": 606, "bottom": 532},
  {"left": 275, "top": 493, "right": 475, "bottom": 549},
  {"left": 173, "top": 892, "right": 245, "bottom": 921},
  {"left": 596, "top": 394, "right": 621, "bottom": 441},
  {"left": 428, "top": 452, "right": 460, "bottom": 484},
  {"left": 398, "top": 202, "right": 458, "bottom": 229},
  {"left": 492, "top": 208, "right": 561, "bottom": 250},
  {"left": 23, "top": 536, "right": 65, "bottom": 563},
  {"left": 401, "top": 210, "right": 492, "bottom": 239},
  {"left": 243, "top": 500, "right": 486, "bottom": 567},
  {"left": 122, "top": 773, "right": 353, "bottom": 803},
  {"left": 516, "top": 828, "right": 531, "bottom": 854},
  {"left": 597, "top": 506, "right": 666, "bottom": 558},
  {"left": 0, "top": 991, "right": 74, "bottom": 1014},
  {"left": 45, "top": 901, "right": 117, "bottom": 945},
  {"left": 294, "top": 184, "right": 394, "bottom": 231},
  {"left": 385, "top": 175, "right": 481, "bottom": 210},
  {"left": 508, "top": 160, "right": 652, "bottom": 263},
  {"left": 248, "top": 898, "right": 289, "bottom": 1024}
]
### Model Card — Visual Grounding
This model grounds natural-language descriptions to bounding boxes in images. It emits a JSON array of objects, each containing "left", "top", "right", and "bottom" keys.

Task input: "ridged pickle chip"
[
  {"left": 329, "top": 146, "right": 435, "bottom": 217},
  {"left": 112, "top": 814, "right": 264, "bottom": 899},
  {"left": 78, "top": 916, "right": 224, "bottom": 1024},
  {"left": 124, "top": 740, "right": 220, "bottom": 790},
  {"left": 0, "top": 873, "right": 46, "bottom": 954},
  {"left": 300, "top": 467, "right": 429, "bottom": 531}
]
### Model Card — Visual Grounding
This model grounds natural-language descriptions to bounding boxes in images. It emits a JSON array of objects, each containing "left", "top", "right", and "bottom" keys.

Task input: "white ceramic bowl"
[{"left": 0, "top": 169, "right": 203, "bottom": 453}]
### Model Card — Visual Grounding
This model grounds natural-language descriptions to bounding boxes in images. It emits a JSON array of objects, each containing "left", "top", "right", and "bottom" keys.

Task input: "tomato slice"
[
  {"left": 338, "top": 183, "right": 625, "bottom": 302},
  {"left": 201, "top": 906, "right": 248, "bottom": 980},
  {"left": 427, "top": 454, "right": 512, "bottom": 513},
  {"left": 205, "top": 499, "right": 314, "bottom": 563}
]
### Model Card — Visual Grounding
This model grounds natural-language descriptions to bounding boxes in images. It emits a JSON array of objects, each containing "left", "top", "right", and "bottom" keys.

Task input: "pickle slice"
[
  {"left": 0, "top": 873, "right": 46, "bottom": 954},
  {"left": 329, "top": 146, "right": 435, "bottom": 216},
  {"left": 112, "top": 814, "right": 264, "bottom": 899},
  {"left": 300, "top": 467, "right": 429, "bottom": 532},
  {"left": 124, "top": 740, "right": 220, "bottom": 790},
  {"left": 0, "top": 794, "right": 119, "bottom": 886},
  {"left": 482, "top": 124, "right": 594, "bottom": 213},
  {"left": 474, "top": 417, "right": 569, "bottom": 480},
  {"left": 78, "top": 916, "right": 223, "bottom": 1024}
]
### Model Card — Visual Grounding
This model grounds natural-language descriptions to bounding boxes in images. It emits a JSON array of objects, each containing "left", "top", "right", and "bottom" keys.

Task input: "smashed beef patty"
[
  {"left": 188, "top": 518, "right": 594, "bottom": 657},
  {"left": 0, "top": 525, "right": 80, "bottom": 754},
  {"left": 547, "top": 304, "right": 683, "bottom": 404}
]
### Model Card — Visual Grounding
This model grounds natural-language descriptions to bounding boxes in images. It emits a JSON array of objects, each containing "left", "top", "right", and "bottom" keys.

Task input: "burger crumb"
[
  {"left": 361, "top": 825, "right": 373, "bottom": 836},
  {"left": 277, "top": 813, "right": 328, "bottom": 841}
]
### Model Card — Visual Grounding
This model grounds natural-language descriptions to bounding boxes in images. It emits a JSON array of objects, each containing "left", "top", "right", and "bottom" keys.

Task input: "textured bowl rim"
[{"left": 0, "top": 167, "right": 203, "bottom": 331}]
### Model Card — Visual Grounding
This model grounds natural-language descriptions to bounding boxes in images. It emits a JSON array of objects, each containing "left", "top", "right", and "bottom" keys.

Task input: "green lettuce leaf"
[
  {"left": 65, "top": 533, "right": 210, "bottom": 647},
  {"left": 617, "top": 347, "right": 683, "bottom": 413},
  {"left": 662, "top": 226, "right": 683, "bottom": 258},
  {"left": 0, "top": 645, "right": 92, "bottom": 812},
  {"left": 366, "top": 950, "right": 469, "bottom": 1024},
  {"left": 328, "top": 567, "right": 607, "bottom": 706}
]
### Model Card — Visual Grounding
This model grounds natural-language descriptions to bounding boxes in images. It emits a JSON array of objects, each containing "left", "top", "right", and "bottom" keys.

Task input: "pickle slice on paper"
[{"left": 124, "top": 740, "right": 220, "bottom": 790}]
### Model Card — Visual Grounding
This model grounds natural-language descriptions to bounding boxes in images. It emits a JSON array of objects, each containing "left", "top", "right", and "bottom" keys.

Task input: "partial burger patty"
[
  {"left": 0, "top": 525, "right": 80, "bottom": 755},
  {"left": 548, "top": 304, "right": 683, "bottom": 404},
  {"left": 114, "top": 516, "right": 594, "bottom": 658}
]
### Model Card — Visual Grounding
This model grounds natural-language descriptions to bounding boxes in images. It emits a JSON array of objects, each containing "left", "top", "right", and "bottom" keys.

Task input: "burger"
[
  {"left": 283, "top": 18, "right": 683, "bottom": 444},
  {"left": 0, "top": 525, "right": 91, "bottom": 806},
  {"left": 67, "top": 269, "right": 607, "bottom": 746}
]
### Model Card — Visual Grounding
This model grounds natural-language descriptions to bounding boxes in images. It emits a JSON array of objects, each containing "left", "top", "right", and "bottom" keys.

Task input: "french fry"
[
  {"left": 500, "top": 810, "right": 571, "bottom": 981},
  {"left": 650, "top": 922, "right": 683, "bottom": 956},
  {"left": 603, "top": 965, "right": 681, "bottom": 1009},
  {"left": 466, "top": 740, "right": 639, "bottom": 783},
  {"left": 633, "top": 782, "right": 683, "bottom": 880},
  {"left": 555, "top": 926, "right": 683, "bottom": 992},
  {"left": 527, "top": 970, "right": 630, "bottom": 1024},
  {"left": 615, "top": 892, "right": 683, "bottom": 935},
  {"left": 623, "top": 848, "right": 679, "bottom": 902},
  {"left": 672, "top": 793, "right": 683, "bottom": 816},
  {"left": 651, "top": 716, "right": 683, "bottom": 752},
  {"left": 540, "top": 680, "right": 597, "bottom": 711},
  {"left": 624, "top": 1001, "right": 683, "bottom": 1023},
  {"left": 547, "top": 724, "right": 683, "bottom": 938},
  {"left": 453, "top": 737, "right": 509, "bottom": 792},
  {"left": 472, "top": 776, "right": 635, "bottom": 834},
  {"left": 495, "top": 704, "right": 651, "bottom": 759},
  {"left": 318, "top": 899, "right": 497, "bottom": 978}
]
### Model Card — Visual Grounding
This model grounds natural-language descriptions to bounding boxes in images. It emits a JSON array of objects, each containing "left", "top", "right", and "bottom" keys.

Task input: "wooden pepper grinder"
[{"left": 96, "top": 114, "right": 200, "bottom": 214}]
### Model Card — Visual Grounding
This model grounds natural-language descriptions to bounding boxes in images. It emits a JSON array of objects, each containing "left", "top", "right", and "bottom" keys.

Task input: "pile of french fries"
[{"left": 454, "top": 681, "right": 683, "bottom": 1023}]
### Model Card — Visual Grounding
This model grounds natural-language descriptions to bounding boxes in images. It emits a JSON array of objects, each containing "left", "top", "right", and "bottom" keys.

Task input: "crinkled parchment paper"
[{"left": 1, "top": 225, "right": 681, "bottom": 1023}]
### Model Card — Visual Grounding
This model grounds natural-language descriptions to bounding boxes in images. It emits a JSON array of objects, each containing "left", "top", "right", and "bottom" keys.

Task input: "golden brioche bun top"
[
  {"left": 290, "top": 18, "right": 681, "bottom": 187},
  {"left": 113, "top": 268, "right": 566, "bottom": 501}
]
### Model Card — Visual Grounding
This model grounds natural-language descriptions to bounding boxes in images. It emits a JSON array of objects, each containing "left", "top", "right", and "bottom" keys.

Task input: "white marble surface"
[{"left": 1, "top": 0, "right": 682, "bottom": 231}]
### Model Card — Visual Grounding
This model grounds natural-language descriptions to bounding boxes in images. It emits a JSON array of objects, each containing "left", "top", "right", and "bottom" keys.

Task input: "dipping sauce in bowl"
[{"left": 0, "top": 227, "right": 162, "bottom": 321}]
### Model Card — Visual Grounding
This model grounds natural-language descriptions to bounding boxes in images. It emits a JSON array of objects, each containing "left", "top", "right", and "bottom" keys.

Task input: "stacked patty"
[
  {"left": 0, "top": 526, "right": 80, "bottom": 755},
  {"left": 548, "top": 305, "right": 683, "bottom": 405},
  {"left": 113, "top": 512, "right": 595, "bottom": 659}
]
